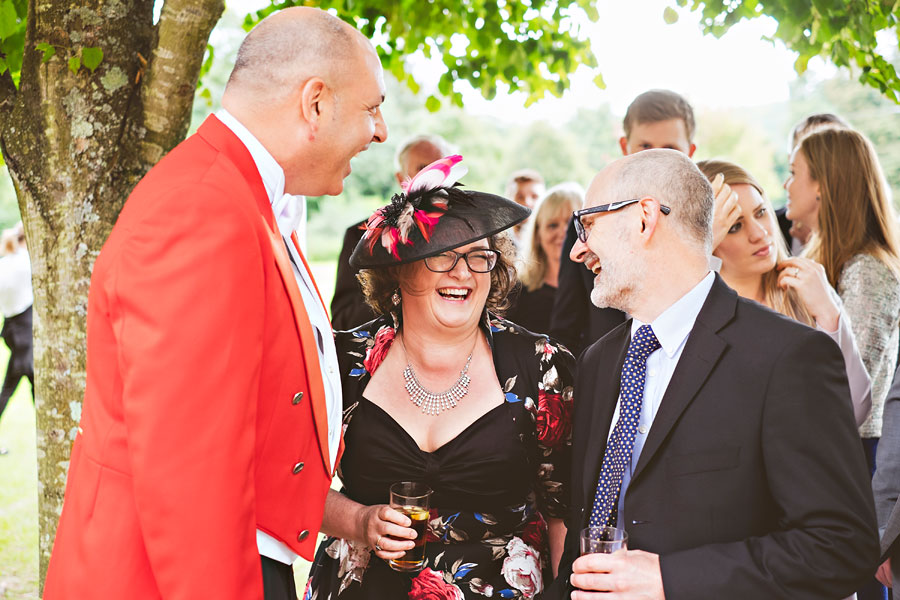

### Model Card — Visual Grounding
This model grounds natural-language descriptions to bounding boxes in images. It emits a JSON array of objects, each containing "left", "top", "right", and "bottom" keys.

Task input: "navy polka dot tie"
[{"left": 589, "top": 324, "right": 661, "bottom": 528}]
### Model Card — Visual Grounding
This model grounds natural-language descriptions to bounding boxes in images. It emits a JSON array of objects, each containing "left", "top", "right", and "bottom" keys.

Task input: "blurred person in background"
[
  {"left": 0, "top": 222, "right": 32, "bottom": 456},
  {"left": 505, "top": 168, "right": 545, "bottom": 243},
  {"left": 507, "top": 183, "right": 582, "bottom": 335},
  {"left": 778, "top": 113, "right": 850, "bottom": 253}
]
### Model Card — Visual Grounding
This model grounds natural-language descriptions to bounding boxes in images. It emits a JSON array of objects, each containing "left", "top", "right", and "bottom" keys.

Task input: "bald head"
[
  {"left": 227, "top": 7, "right": 371, "bottom": 97},
  {"left": 608, "top": 149, "right": 713, "bottom": 252}
]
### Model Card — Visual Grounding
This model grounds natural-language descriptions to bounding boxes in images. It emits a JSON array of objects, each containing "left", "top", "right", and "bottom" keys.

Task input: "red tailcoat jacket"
[{"left": 44, "top": 115, "right": 340, "bottom": 599}]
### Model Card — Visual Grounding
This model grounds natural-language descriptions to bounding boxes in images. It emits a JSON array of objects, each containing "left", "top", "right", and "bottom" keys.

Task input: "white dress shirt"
[
  {"left": 216, "top": 109, "right": 342, "bottom": 565},
  {"left": 607, "top": 271, "right": 715, "bottom": 527},
  {"left": 0, "top": 248, "right": 32, "bottom": 317}
]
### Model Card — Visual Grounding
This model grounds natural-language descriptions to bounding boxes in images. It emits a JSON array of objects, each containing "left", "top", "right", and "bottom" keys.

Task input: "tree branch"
[
  {"left": 138, "top": 0, "right": 224, "bottom": 166},
  {"left": 0, "top": 69, "right": 17, "bottom": 124}
]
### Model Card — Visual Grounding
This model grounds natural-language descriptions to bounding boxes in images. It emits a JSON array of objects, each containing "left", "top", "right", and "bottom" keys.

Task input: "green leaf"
[
  {"left": 0, "top": 0, "right": 17, "bottom": 39},
  {"left": 593, "top": 72, "right": 606, "bottom": 89},
  {"left": 663, "top": 6, "right": 679, "bottom": 24},
  {"left": 68, "top": 54, "right": 80, "bottom": 75},
  {"left": 424, "top": 95, "right": 441, "bottom": 112},
  {"left": 199, "top": 43, "right": 215, "bottom": 79},
  {"left": 0, "top": 57, "right": 7, "bottom": 75},
  {"left": 81, "top": 47, "right": 103, "bottom": 72},
  {"left": 35, "top": 42, "right": 55, "bottom": 63},
  {"left": 793, "top": 53, "right": 810, "bottom": 75}
]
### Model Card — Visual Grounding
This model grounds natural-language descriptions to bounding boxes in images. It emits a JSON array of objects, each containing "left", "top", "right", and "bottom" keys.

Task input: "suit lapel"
[
  {"left": 198, "top": 115, "right": 332, "bottom": 473},
  {"left": 631, "top": 276, "right": 736, "bottom": 482},
  {"left": 265, "top": 226, "right": 332, "bottom": 473},
  {"left": 581, "top": 324, "right": 631, "bottom": 513}
]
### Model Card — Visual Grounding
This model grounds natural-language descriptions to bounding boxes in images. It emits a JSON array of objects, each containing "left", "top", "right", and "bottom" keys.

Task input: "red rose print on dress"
[
  {"left": 409, "top": 568, "right": 465, "bottom": 600},
  {"left": 536, "top": 389, "right": 572, "bottom": 448},
  {"left": 363, "top": 325, "right": 395, "bottom": 374}
]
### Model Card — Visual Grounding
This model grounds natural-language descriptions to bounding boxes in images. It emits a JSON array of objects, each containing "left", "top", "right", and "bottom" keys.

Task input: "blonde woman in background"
[
  {"left": 698, "top": 159, "right": 871, "bottom": 425},
  {"left": 507, "top": 184, "right": 583, "bottom": 335}
]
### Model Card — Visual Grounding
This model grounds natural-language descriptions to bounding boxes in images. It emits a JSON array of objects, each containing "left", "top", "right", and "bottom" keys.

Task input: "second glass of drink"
[
  {"left": 579, "top": 526, "right": 628, "bottom": 555},
  {"left": 388, "top": 481, "right": 432, "bottom": 572}
]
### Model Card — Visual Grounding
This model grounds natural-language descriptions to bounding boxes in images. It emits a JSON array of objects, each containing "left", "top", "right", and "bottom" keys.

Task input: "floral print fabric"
[{"left": 305, "top": 312, "right": 575, "bottom": 599}]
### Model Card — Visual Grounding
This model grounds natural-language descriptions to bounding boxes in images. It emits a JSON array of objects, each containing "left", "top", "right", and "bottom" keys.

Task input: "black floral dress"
[{"left": 304, "top": 311, "right": 575, "bottom": 600}]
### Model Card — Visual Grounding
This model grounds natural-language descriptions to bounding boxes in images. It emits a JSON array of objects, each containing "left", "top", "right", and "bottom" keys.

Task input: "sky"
[{"left": 222, "top": 0, "right": 835, "bottom": 124}]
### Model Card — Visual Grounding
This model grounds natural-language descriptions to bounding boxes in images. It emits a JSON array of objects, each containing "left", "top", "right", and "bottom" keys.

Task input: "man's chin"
[{"left": 590, "top": 287, "right": 629, "bottom": 313}]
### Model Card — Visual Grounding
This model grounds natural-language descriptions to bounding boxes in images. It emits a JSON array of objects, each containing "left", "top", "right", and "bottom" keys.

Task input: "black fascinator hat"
[{"left": 349, "top": 155, "right": 531, "bottom": 268}]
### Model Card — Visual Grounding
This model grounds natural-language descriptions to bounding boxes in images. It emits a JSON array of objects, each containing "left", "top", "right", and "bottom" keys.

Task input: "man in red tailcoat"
[{"left": 44, "top": 7, "right": 387, "bottom": 599}]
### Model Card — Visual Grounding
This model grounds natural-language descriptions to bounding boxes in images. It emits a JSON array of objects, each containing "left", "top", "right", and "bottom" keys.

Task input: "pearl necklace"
[{"left": 401, "top": 336, "right": 474, "bottom": 416}]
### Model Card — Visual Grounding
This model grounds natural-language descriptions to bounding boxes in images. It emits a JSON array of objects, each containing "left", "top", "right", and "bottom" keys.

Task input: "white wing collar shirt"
[
  {"left": 216, "top": 109, "right": 342, "bottom": 565},
  {"left": 607, "top": 270, "right": 716, "bottom": 528}
]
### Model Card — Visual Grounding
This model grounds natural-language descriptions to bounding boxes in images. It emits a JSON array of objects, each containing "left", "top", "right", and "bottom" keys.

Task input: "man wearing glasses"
[{"left": 549, "top": 149, "right": 878, "bottom": 599}]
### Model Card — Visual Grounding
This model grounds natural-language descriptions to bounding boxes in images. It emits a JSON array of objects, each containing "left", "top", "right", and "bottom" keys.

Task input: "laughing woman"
[{"left": 305, "top": 157, "right": 575, "bottom": 599}]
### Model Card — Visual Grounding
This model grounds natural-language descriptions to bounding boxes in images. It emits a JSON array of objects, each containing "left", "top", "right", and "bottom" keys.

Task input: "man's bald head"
[
  {"left": 611, "top": 149, "right": 713, "bottom": 252},
  {"left": 226, "top": 7, "right": 368, "bottom": 96}
]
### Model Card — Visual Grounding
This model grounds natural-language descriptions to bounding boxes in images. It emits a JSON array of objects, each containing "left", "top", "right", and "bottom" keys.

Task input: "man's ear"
[
  {"left": 299, "top": 77, "right": 328, "bottom": 136},
  {"left": 637, "top": 196, "right": 663, "bottom": 240},
  {"left": 619, "top": 136, "right": 629, "bottom": 156},
  {"left": 687, "top": 143, "right": 697, "bottom": 158}
]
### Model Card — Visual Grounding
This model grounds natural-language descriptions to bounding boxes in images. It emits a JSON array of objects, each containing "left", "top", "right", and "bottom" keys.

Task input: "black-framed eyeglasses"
[
  {"left": 573, "top": 199, "right": 671, "bottom": 243},
  {"left": 424, "top": 249, "right": 500, "bottom": 273}
]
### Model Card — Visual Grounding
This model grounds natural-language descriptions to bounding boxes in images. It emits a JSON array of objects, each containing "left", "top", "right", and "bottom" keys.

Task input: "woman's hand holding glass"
[{"left": 358, "top": 503, "right": 417, "bottom": 561}]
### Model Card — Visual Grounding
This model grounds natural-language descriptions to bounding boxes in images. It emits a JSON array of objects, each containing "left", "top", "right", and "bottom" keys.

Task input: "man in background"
[{"left": 331, "top": 133, "right": 451, "bottom": 330}]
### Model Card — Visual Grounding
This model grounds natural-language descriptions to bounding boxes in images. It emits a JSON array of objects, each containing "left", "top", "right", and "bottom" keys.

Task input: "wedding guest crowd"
[{"left": 38, "top": 7, "right": 900, "bottom": 600}]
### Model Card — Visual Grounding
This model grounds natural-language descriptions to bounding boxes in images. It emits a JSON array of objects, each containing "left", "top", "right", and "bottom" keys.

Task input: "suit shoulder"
[
  {"left": 583, "top": 319, "right": 630, "bottom": 355},
  {"left": 729, "top": 295, "right": 838, "bottom": 357}
]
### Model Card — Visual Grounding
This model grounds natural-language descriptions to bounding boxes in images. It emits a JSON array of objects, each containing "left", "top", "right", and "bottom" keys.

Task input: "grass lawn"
[
  {"left": 0, "top": 376, "right": 38, "bottom": 600},
  {"left": 0, "top": 260, "right": 337, "bottom": 599}
]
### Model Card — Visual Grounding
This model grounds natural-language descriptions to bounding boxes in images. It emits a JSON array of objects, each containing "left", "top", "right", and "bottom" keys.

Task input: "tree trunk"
[{"left": 0, "top": 0, "right": 223, "bottom": 587}]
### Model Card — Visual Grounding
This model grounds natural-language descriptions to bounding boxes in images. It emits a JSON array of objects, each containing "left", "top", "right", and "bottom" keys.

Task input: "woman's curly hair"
[{"left": 357, "top": 232, "right": 518, "bottom": 317}]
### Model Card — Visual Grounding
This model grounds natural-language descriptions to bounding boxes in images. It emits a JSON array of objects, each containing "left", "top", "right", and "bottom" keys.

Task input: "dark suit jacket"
[
  {"left": 548, "top": 219, "right": 626, "bottom": 356},
  {"left": 330, "top": 220, "right": 377, "bottom": 331},
  {"left": 873, "top": 365, "right": 900, "bottom": 583},
  {"left": 775, "top": 206, "right": 794, "bottom": 250},
  {"left": 550, "top": 275, "right": 879, "bottom": 599}
]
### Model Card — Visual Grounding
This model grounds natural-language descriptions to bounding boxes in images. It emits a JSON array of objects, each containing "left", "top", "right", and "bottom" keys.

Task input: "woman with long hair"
[
  {"left": 785, "top": 128, "right": 900, "bottom": 462},
  {"left": 698, "top": 159, "right": 871, "bottom": 425},
  {"left": 507, "top": 184, "right": 583, "bottom": 334}
]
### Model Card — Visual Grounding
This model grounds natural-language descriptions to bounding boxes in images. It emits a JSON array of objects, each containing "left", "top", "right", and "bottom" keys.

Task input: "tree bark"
[{"left": 0, "top": 0, "right": 223, "bottom": 587}]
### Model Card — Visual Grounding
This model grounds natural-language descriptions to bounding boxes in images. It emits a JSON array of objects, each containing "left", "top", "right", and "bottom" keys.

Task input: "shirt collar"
[
  {"left": 216, "top": 108, "right": 306, "bottom": 239},
  {"left": 631, "top": 271, "right": 715, "bottom": 358},
  {"left": 215, "top": 108, "right": 285, "bottom": 205}
]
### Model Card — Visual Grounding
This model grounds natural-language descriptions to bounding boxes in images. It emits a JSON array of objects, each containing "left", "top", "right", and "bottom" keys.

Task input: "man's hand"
[
  {"left": 876, "top": 558, "right": 893, "bottom": 588},
  {"left": 710, "top": 173, "right": 741, "bottom": 251},
  {"left": 570, "top": 550, "right": 665, "bottom": 599}
]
